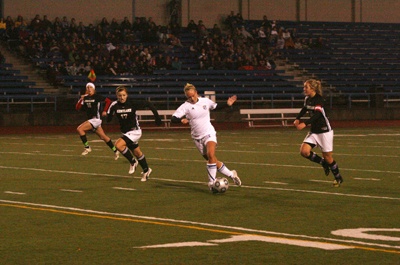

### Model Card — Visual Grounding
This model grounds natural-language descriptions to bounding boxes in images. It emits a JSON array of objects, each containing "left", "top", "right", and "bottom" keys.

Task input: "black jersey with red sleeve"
[
  {"left": 76, "top": 94, "right": 107, "bottom": 119},
  {"left": 296, "top": 93, "right": 331, "bottom": 134},
  {"left": 107, "top": 99, "right": 162, "bottom": 133}
]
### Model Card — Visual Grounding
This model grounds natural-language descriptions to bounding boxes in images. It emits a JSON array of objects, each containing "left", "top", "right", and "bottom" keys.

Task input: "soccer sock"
[
  {"left": 80, "top": 135, "right": 89, "bottom": 148},
  {"left": 307, "top": 152, "right": 323, "bottom": 165},
  {"left": 137, "top": 154, "right": 149, "bottom": 172},
  {"left": 207, "top": 163, "right": 217, "bottom": 183},
  {"left": 329, "top": 161, "right": 341, "bottom": 178},
  {"left": 217, "top": 163, "right": 232, "bottom": 178},
  {"left": 121, "top": 147, "right": 135, "bottom": 163},
  {"left": 105, "top": 139, "right": 117, "bottom": 152}
]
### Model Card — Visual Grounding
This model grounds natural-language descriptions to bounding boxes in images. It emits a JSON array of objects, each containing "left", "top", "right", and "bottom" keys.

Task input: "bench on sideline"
[
  {"left": 240, "top": 108, "right": 303, "bottom": 127},
  {"left": 136, "top": 109, "right": 188, "bottom": 129}
]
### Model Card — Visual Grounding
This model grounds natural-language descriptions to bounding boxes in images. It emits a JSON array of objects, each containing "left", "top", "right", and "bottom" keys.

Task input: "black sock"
[
  {"left": 106, "top": 140, "right": 117, "bottom": 152},
  {"left": 138, "top": 154, "right": 149, "bottom": 172},
  {"left": 307, "top": 152, "right": 323, "bottom": 165},
  {"left": 122, "top": 147, "right": 135, "bottom": 164},
  {"left": 329, "top": 161, "right": 341, "bottom": 178},
  {"left": 80, "top": 135, "right": 89, "bottom": 147}
]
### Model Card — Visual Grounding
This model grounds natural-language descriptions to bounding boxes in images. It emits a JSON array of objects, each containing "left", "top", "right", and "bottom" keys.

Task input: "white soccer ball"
[{"left": 212, "top": 177, "right": 229, "bottom": 193}]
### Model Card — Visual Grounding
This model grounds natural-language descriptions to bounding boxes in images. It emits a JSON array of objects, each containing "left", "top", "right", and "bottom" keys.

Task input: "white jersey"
[{"left": 173, "top": 97, "right": 217, "bottom": 139}]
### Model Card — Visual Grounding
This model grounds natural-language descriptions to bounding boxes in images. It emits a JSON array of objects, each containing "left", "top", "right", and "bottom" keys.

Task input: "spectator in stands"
[
  {"left": 293, "top": 79, "right": 344, "bottom": 187},
  {"left": 197, "top": 20, "right": 208, "bottom": 39},
  {"left": 41, "top": 15, "right": 52, "bottom": 31},
  {"left": 120, "top": 17, "right": 131, "bottom": 31},
  {"left": 210, "top": 24, "right": 222, "bottom": 39},
  {"left": 171, "top": 56, "right": 182, "bottom": 70},
  {"left": 5, "top": 16, "right": 14, "bottom": 29},
  {"left": 275, "top": 32, "right": 285, "bottom": 49},
  {"left": 187, "top": 19, "right": 197, "bottom": 33},
  {"left": 30, "top": 14, "right": 42, "bottom": 32},
  {"left": 15, "top": 15, "right": 28, "bottom": 30},
  {"left": 106, "top": 86, "right": 162, "bottom": 179},
  {"left": 61, "top": 16, "right": 69, "bottom": 31},
  {"left": 76, "top": 82, "right": 119, "bottom": 159},
  {"left": 171, "top": 83, "right": 242, "bottom": 192}
]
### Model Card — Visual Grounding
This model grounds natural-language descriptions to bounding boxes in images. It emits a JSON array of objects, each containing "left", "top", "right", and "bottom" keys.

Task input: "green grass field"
[{"left": 1, "top": 126, "right": 399, "bottom": 264}]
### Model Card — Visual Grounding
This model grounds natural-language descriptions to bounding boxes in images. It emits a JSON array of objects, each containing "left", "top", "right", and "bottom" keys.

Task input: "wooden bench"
[{"left": 240, "top": 108, "right": 303, "bottom": 127}]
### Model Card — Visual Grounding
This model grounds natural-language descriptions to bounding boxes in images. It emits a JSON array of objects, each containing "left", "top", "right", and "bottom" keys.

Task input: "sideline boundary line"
[{"left": 1, "top": 200, "right": 399, "bottom": 254}]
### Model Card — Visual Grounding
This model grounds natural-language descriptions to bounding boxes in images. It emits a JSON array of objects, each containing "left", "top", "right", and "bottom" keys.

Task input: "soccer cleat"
[
  {"left": 81, "top": 146, "right": 92, "bottom": 156},
  {"left": 230, "top": 170, "right": 242, "bottom": 186},
  {"left": 333, "top": 176, "right": 343, "bottom": 187},
  {"left": 322, "top": 162, "right": 330, "bottom": 176},
  {"left": 208, "top": 181, "right": 218, "bottom": 193},
  {"left": 141, "top": 168, "right": 152, "bottom": 182},
  {"left": 128, "top": 159, "right": 139, "bottom": 174},
  {"left": 114, "top": 151, "right": 120, "bottom": 160}
]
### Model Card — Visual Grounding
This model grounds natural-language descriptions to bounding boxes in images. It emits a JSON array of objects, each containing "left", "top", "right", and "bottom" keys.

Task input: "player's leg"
[
  {"left": 95, "top": 126, "right": 119, "bottom": 160},
  {"left": 131, "top": 145, "right": 151, "bottom": 182},
  {"left": 115, "top": 136, "right": 138, "bottom": 174},
  {"left": 77, "top": 120, "right": 93, "bottom": 155},
  {"left": 300, "top": 134, "right": 330, "bottom": 176},
  {"left": 322, "top": 152, "right": 343, "bottom": 187},
  {"left": 206, "top": 138, "right": 241, "bottom": 186}
]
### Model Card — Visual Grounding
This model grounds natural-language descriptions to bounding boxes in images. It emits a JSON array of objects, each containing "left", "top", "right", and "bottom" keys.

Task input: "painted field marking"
[
  {"left": 113, "top": 187, "right": 136, "bottom": 191},
  {"left": 354, "top": 178, "right": 381, "bottom": 181},
  {"left": 4, "top": 191, "right": 25, "bottom": 195},
  {"left": 309, "top": 179, "right": 332, "bottom": 184},
  {"left": 0, "top": 165, "right": 399, "bottom": 201},
  {"left": 263, "top": 181, "right": 288, "bottom": 185},
  {"left": 0, "top": 200, "right": 399, "bottom": 254},
  {"left": 60, "top": 189, "right": 83, "bottom": 193}
]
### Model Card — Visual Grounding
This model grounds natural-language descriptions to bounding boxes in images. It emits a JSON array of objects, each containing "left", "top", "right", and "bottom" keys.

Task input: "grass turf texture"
[{"left": 1, "top": 127, "right": 399, "bottom": 264}]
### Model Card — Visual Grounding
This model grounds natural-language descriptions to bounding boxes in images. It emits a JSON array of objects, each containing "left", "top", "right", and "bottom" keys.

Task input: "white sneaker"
[
  {"left": 208, "top": 181, "right": 214, "bottom": 190},
  {"left": 81, "top": 147, "right": 92, "bottom": 156},
  {"left": 141, "top": 168, "right": 152, "bottom": 182},
  {"left": 129, "top": 159, "right": 139, "bottom": 174},
  {"left": 230, "top": 170, "right": 242, "bottom": 186},
  {"left": 114, "top": 151, "right": 120, "bottom": 160}
]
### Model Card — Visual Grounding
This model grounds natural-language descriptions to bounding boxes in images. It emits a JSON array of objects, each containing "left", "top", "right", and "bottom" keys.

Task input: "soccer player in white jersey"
[
  {"left": 294, "top": 79, "right": 343, "bottom": 187},
  {"left": 171, "top": 83, "right": 242, "bottom": 191}
]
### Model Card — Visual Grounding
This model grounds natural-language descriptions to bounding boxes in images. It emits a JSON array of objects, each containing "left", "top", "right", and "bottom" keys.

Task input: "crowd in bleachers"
[{"left": 0, "top": 13, "right": 329, "bottom": 85}]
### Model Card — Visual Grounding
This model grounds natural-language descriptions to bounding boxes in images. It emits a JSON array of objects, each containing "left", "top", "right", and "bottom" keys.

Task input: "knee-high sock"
[{"left": 207, "top": 163, "right": 217, "bottom": 183}]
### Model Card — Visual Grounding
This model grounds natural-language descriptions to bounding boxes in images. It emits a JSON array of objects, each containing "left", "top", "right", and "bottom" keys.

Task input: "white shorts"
[
  {"left": 88, "top": 118, "right": 102, "bottom": 129},
  {"left": 123, "top": 129, "right": 142, "bottom": 144},
  {"left": 194, "top": 133, "right": 217, "bottom": 156},
  {"left": 303, "top": 130, "right": 334, "bottom": 153}
]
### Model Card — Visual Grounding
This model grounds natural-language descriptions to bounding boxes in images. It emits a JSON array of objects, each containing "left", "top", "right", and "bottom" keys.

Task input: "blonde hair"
[
  {"left": 305, "top": 79, "right": 323, "bottom": 96},
  {"left": 116, "top": 86, "right": 128, "bottom": 94},
  {"left": 184, "top": 83, "right": 196, "bottom": 93}
]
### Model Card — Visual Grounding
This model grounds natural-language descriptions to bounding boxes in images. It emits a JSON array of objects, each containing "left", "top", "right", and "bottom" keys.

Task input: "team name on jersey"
[
  {"left": 85, "top": 99, "right": 95, "bottom": 103},
  {"left": 117, "top": 108, "right": 132, "bottom": 113}
]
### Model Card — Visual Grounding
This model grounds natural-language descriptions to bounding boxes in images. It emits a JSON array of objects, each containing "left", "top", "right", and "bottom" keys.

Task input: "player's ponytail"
[{"left": 305, "top": 79, "right": 323, "bottom": 96}]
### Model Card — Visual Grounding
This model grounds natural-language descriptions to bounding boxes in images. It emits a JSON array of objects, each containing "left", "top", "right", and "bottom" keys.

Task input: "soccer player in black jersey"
[
  {"left": 76, "top": 82, "right": 119, "bottom": 159},
  {"left": 107, "top": 86, "right": 162, "bottom": 181},
  {"left": 294, "top": 79, "right": 343, "bottom": 187}
]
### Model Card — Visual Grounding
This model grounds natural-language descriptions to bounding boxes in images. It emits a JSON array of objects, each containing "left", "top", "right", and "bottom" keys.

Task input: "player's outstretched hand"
[{"left": 227, "top": 95, "right": 237, "bottom": 106}]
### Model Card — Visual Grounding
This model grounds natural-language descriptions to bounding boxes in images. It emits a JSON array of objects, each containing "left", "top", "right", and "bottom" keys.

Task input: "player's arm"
[
  {"left": 293, "top": 106, "right": 308, "bottom": 128},
  {"left": 106, "top": 101, "right": 116, "bottom": 122},
  {"left": 75, "top": 95, "right": 86, "bottom": 111},
  {"left": 171, "top": 105, "right": 188, "bottom": 124},
  {"left": 102, "top": 98, "right": 112, "bottom": 117},
  {"left": 304, "top": 105, "right": 323, "bottom": 125},
  {"left": 136, "top": 100, "right": 162, "bottom": 126},
  {"left": 214, "top": 95, "right": 237, "bottom": 110}
]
